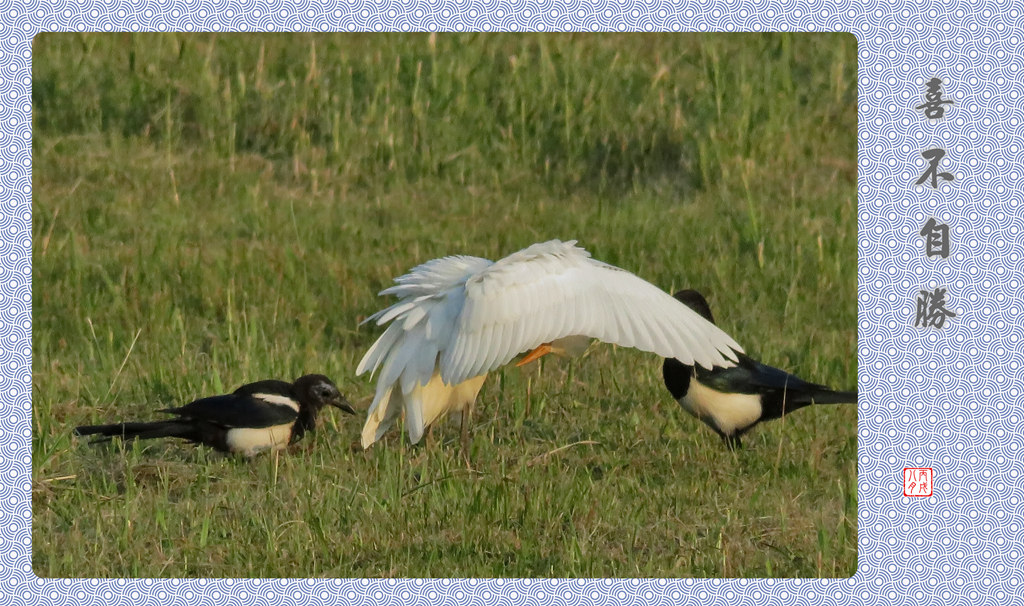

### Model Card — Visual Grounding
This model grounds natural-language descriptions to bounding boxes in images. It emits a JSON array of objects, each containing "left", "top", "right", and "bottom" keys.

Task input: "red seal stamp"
[{"left": 904, "top": 468, "right": 933, "bottom": 497}]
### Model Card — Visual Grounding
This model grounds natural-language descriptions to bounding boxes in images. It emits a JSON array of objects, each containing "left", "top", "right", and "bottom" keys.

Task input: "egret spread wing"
[
  {"left": 438, "top": 240, "right": 743, "bottom": 384},
  {"left": 357, "top": 239, "right": 745, "bottom": 447}
]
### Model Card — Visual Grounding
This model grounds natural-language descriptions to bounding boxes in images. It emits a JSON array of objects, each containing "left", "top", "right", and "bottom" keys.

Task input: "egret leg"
[
  {"left": 516, "top": 343, "right": 553, "bottom": 367},
  {"left": 425, "top": 423, "right": 436, "bottom": 449},
  {"left": 460, "top": 404, "right": 473, "bottom": 468}
]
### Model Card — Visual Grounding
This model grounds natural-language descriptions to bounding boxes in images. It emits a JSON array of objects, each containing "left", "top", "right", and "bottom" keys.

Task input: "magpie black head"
[
  {"left": 672, "top": 289, "right": 715, "bottom": 325},
  {"left": 292, "top": 374, "right": 356, "bottom": 415}
]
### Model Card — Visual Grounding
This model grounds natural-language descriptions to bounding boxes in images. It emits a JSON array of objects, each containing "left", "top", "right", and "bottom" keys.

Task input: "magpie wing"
[
  {"left": 232, "top": 379, "right": 295, "bottom": 397},
  {"left": 697, "top": 354, "right": 827, "bottom": 395},
  {"left": 160, "top": 393, "right": 299, "bottom": 429}
]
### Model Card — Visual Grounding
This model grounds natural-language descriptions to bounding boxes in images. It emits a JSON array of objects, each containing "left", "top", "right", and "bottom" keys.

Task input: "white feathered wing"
[{"left": 357, "top": 239, "right": 744, "bottom": 447}]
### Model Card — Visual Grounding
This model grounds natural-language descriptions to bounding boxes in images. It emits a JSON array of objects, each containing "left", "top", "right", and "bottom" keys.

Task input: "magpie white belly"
[
  {"left": 225, "top": 423, "right": 295, "bottom": 456},
  {"left": 679, "top": 380, "right": 762, "bottom": 436}
]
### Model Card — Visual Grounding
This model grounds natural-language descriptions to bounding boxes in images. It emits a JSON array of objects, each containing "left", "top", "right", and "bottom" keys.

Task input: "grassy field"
[{"left": 32, "top": 33, "right": 858, "bottom": 578}]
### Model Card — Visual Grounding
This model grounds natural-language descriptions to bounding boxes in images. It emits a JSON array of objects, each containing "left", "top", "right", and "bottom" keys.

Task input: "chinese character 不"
[
  {"left": 919, "top": 218, "right": 950, "bottom": 259},
  {"left": 915, "top": 77, "right": 954, "bottom": 120},
  {"left": 915, "top": 287, "right": 956, "bottom": 328},
  {"left": 914, "top": 148, "right": 955, "bottom": 189}
]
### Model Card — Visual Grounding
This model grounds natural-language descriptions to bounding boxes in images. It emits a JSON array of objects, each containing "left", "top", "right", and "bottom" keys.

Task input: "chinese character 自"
[
  {"left": 914, "top": 148, "right": 955, "bottom": 189},
  {"left": 919, "top": 218, "right": 950, "bottom": 259}
]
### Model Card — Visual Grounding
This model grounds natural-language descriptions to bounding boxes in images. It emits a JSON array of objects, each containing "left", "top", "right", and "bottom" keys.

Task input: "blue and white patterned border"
[{"left": 11, "top": 1, "right": 1024, "bottom": 604}]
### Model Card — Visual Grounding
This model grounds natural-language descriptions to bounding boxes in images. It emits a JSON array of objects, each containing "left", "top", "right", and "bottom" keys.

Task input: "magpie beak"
[
  {"left": 74, "top": 374, "right": 355, "bottom": 457},
  {"left": 662, "top": 290, "right": 856, "bottom": 449}
]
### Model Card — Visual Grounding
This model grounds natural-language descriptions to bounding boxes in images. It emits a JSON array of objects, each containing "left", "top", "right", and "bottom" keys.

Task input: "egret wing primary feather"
[{"left": 358, "top": 239, "right": 744, "bottom": 448}]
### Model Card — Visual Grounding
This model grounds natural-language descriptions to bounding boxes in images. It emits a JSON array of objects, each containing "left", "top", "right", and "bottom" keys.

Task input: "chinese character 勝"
[{"left": 915, "top": 287, "right": 956, "bottom": 329}]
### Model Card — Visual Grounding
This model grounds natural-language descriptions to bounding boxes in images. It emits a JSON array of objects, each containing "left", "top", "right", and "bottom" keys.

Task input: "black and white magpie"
[
  {"left": 662, "top": 290, "right": 857, "bottom": 449},
  {"left": 74, "top": 374, "right": 355, "bottom": 457}
]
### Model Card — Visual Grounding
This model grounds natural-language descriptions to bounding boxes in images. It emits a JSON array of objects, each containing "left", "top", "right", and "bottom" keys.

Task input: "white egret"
[{"left": 357, "top": 239, "right": 744, "bottom": 449}]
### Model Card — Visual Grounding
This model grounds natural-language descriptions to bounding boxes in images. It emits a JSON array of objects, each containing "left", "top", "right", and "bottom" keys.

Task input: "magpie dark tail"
[
  {"left": 807, "top": 389, "right": 858, "bottom": 405},
  {"left": 74, "top": 420, "right": 199, "bottom": 443}
]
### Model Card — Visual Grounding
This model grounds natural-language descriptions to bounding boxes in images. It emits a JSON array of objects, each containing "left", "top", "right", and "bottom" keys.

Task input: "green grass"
[{"left": 32, "top": 32, "right": 858, "bottom": 578}]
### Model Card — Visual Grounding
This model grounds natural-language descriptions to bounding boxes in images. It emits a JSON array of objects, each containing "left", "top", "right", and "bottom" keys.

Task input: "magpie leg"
[{"left": 722, "top": 434, "right": 743, "bottom": 451}]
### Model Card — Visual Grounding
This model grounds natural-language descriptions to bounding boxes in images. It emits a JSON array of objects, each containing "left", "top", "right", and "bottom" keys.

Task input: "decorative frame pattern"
[{"left": 11, "top": 1, "right": 1023, "bottom": 604}]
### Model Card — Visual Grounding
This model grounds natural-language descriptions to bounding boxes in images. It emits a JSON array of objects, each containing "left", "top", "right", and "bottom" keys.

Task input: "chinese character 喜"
[
  {"left": 920, "top": 218, "right": 950, "bottom": 259},
  {"left": 915, "top": 287, "right": 956, "bottom": 328},
  {"left": 915, "top": 77, "right": 954, "bottom": 120}
]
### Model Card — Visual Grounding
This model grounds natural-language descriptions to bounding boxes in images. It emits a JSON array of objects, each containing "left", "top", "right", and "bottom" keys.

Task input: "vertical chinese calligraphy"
[
  {"left": 913, "top": 77, "right": 956, "bottom": 330},
  {"left": 914, "top": 77, "right": 955, "bottom": 190}
]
